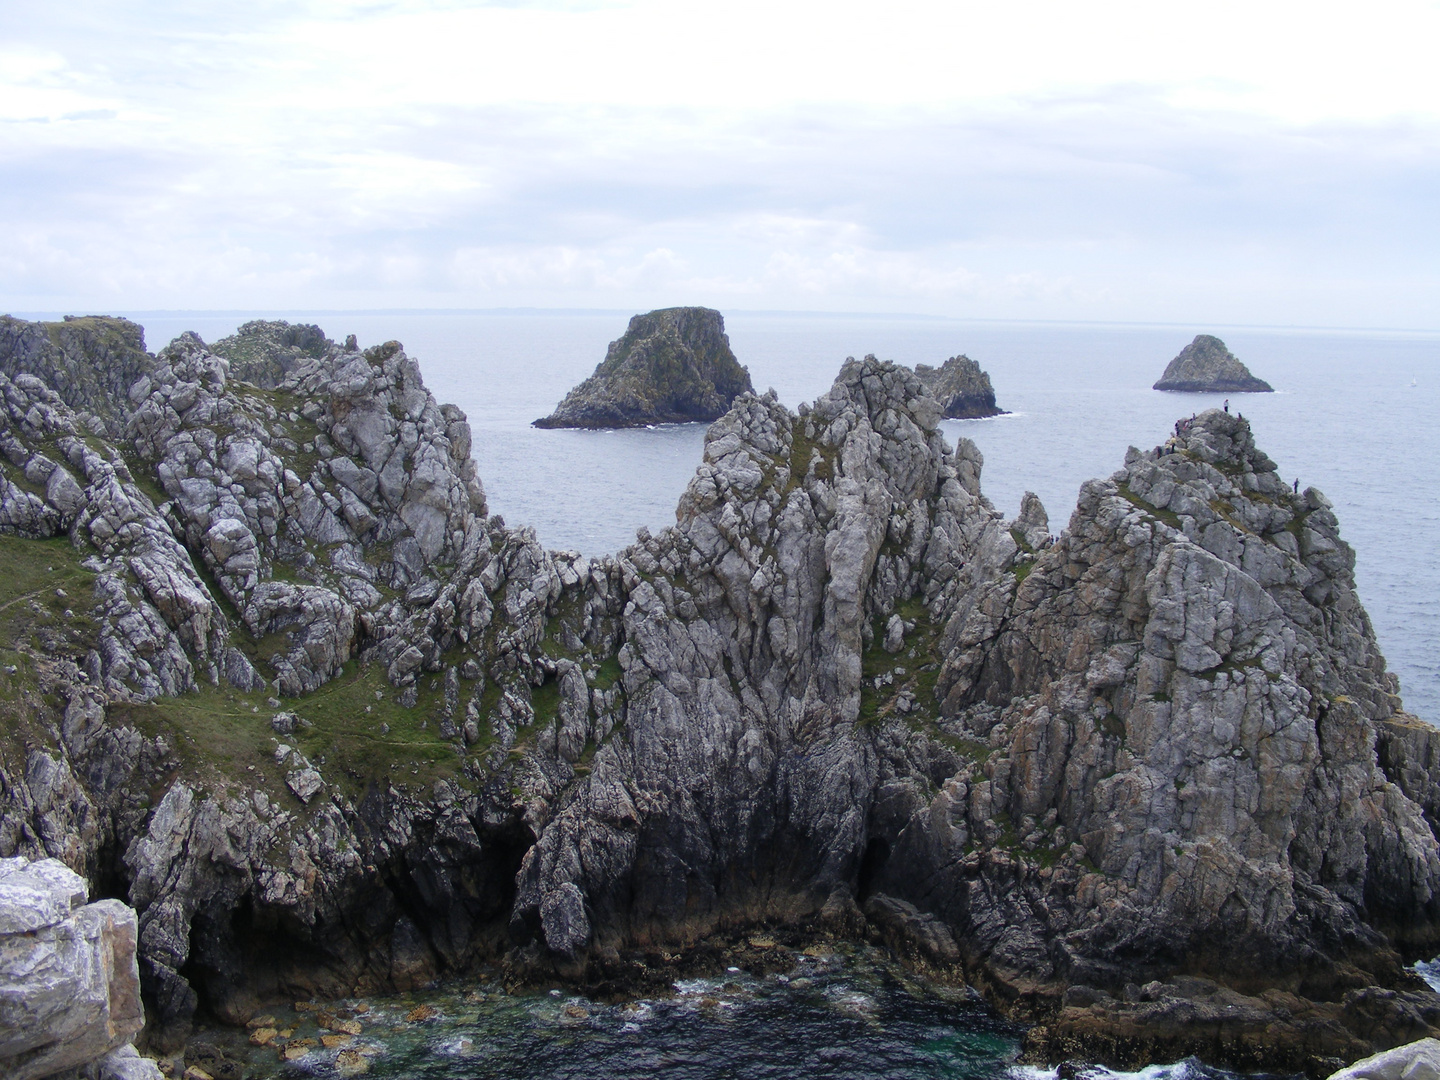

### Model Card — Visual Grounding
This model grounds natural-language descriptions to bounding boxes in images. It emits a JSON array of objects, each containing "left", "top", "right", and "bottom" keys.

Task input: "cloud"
[{"left": 3, "top": 1, "right": 1440, "bottom": 325}]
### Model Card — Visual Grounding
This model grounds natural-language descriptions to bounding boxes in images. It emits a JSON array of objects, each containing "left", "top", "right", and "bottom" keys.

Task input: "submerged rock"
[
  {"left": 1153, "top": 334, "right": 1273, "bottom": 392},
  {"left": 913, "top": 354, "right": 1005, "bottom": 418},
  {"left": 533, "top": 307, "right": 753, "bottom": 428}
]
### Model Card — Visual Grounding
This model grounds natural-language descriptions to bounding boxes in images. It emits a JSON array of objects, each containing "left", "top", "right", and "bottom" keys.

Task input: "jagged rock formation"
[
  {"left": 208, "top": 320, "right": 334, "bottom": 390},
  {"left": 0, "top": 316, "right": 153, "bottom": 436},
  {"left": 533, "top": 307, "right": 753, "bottom": 428},
  {"left": 0, "top": 857, "right": 160, "bottom": 1080},
  {"left": 1154, "top": 334, "right": 1274, "bottom": 393},
  {"left": 913, "top": 354, "right": 1005, "bottom": 418},
  {"left": 0, "top": 316, "right": 1438, "bottom": 1077}
]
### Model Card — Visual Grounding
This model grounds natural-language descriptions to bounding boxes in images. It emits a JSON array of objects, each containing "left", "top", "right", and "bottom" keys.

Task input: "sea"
[{"left": 39, "top": 309, "right": 1440, "bottom": 1080}]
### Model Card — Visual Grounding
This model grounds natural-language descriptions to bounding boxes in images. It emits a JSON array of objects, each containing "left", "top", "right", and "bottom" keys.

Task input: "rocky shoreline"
[{"left": 1, "top": 315, "right": 1437, "bottom": 1079}]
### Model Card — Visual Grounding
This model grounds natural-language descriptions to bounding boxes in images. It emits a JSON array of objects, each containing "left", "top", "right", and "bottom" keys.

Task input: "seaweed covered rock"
[
  {"left": 1154, "top": 334, "right": 1273, "bottom": 393},
  {"left": 533, "top": 307, "right": 752, "bottom": 428},
  {"left": 914, "top": 354, "right": 1005, "bottom": 418}
]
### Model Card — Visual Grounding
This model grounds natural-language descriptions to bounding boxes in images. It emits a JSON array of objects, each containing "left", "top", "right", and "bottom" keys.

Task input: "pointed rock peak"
[
  {"left": 533, "top": 306, "right": 753, "bottom": 429},
  {"left": 825, "top": 354, "right": 942, "bottom": 434},
  {"left": 1154, "top": 334, "right": 1273, "bottom": 393}
]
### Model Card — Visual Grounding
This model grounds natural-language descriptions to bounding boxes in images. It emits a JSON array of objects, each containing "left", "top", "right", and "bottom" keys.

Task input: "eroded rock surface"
[
  {"left": 0, "top": 317, "right": 1437, "bottom": 1077},
  {"left": 533, "top": 307, "right": 753, "bottom": 428},
  {"left": 1154, "top": 334, "right": 1274, "bottom": 393},
  {"left": 0, "top": 856, "right": 159, "bottom": 1080}
]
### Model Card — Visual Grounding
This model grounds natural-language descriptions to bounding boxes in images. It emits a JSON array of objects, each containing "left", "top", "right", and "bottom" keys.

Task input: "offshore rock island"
[
  {"left": 1, "top": 315, "right": 1439, "bottom": 1078},
  {"left": 913, "top": 353, "right": 1006, "bottom": 418},
  {"left": 1154, "top": 334, "right": 1275, "bottom": 393},
  {"left": 533, "top": 306, "right": 753, "bottom": 428}
]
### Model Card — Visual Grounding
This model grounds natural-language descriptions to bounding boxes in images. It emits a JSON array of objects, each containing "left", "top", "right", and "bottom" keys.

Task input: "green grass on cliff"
[
  {"left": 0, "top": 533, "right": 102, "bottom": 774},
  {"left": 116, "top": 662, "right": 466, "bottom": 807},
  {"left": 0, "top": 534, "right": 99, "bottom": 664}
]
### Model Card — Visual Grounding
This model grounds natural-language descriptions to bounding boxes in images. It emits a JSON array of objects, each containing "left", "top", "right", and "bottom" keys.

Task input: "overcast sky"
[{"left": 4, "top": 0, "right": 1440, "bottom": 326}]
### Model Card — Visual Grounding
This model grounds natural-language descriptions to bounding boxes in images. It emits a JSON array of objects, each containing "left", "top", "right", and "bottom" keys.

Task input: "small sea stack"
[
  {"left": 1153, "top": 334, "right": 1273, "bottom": 393},
  {"left": 533, "top": 307, "right": 753, "bottom": 429},
  {"left": 913, "top": 354, "right": 1005, "bottom": 418}
]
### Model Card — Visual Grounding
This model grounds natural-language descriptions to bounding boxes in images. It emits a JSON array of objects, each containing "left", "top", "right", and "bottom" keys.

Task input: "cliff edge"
[
  {"left": 533, "top": 307, "right": 753, "bottom": 428},
  {"left": 1154, "top": 334, "right": 1274, "bottom": 393}
]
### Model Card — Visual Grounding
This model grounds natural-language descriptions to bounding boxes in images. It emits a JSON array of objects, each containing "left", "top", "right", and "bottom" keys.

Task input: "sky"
[{"left": 3, "top": 0, "right": 1440, "bottom": 326}]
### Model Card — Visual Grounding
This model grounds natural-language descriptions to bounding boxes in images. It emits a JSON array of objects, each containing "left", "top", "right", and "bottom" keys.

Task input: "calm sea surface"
[{"left": 124, "top": 310, "right": 1440, "bottom": 725}]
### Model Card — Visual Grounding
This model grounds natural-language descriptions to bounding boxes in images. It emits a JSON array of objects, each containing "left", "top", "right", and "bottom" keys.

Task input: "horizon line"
[{"left": 7, "top": 306, "right": 1440, "bottom": 338}]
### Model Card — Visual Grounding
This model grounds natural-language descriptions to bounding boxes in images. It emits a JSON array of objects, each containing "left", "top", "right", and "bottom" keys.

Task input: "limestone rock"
[
  {"left": 208, "top": 320, "right": 332, "bottom": 390},
  {"left": 1154, "top": 334, "right": 1273, "bottom": 393},
  {"left": 0, "top": 857, "right": 150, "bottom": 1080},
  {"left": 0, "top": 315, "right": 153, "bottom": 436},
  {"left": 533, "top": 307, "right": 752, "bottom": 428},
  {"left": 1329, "top": 1039, "right": 1440, "bottom": 1080},
  {"left": 913, "top": 354, "right": 1005, "bottom": 418}
]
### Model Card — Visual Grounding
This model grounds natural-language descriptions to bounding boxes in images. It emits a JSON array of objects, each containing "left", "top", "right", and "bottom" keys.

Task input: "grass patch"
[
  {"left": 0, "top": 533, "right": 100, "bottom": 666},
  {"left": 119, "top": 661, "right": 465, "bottom": 804},
  {"left": 1116, "top": 482, "right": 1183, "bottom": 530}
]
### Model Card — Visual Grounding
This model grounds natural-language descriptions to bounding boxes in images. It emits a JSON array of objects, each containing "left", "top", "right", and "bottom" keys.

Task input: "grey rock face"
[
  {"left": 1154, "top": 334, "right": 1274, "bottom": 393},
  {"left": 2, "top": 313, "right": 1438, "bottom": 1075},
  {"left": 208, "top": 320, "right": 332, "bottom": 390},
  {"left": 0, "top": 856, "right": 157, "bottom": 1080},
  {"left": 533, "top": 307, "right": 753, "bottom": 428},
  {"left": 0, "top": 316, "right": 153, "bottom": 437},
  {"left": 913, "top": 354, "right": 1005, "bottom": 418},
  {"left": 1329, "top": 1039, "right": 1440, "bottom": 1080}
]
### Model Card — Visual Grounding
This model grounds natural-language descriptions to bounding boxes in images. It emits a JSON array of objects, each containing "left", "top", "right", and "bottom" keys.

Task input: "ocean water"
[
  {"left": 191, "top": 944, "right": 1256, "bottom": 1080},
  {"left": 124, "top": 310, "right": 1440, "bottom": 724}
]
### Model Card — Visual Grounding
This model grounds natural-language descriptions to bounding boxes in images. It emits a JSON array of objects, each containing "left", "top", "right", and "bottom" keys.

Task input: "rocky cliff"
[
  {"left": 1, "top": 315, "right": 1437, "bottom": 1077},
  {"left": 914, "top": 354, "right": 1005, "bottom": 418},
  {"left": 533, "top": 307, "right": 753, "bottom": 428},
  {"left": 1154, "top": 334, "right": 1274, "bottom": 393}
]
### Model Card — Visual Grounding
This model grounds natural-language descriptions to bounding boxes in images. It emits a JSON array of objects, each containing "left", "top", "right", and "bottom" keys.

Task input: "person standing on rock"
[
  {"left": 1224, "top": 398, "right": 1230, "bottom": 413},
  {"left": 1294, "top": 478, "right": 1300, "bottom": 494}
]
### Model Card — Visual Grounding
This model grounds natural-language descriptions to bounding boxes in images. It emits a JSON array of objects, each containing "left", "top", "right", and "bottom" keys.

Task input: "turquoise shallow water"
[
  {"left": 115, "top": 310, "right": 1440, "bottom": 723},
  {"left": 194, "top": 944, "right": 1276, "bottom": 1080}
]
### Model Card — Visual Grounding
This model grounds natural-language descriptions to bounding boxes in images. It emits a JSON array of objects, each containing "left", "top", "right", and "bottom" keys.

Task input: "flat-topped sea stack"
[
  {"left": 534, "top": 306, "right": 752, "bottom": 428},
  {"left": 1154, "top": 333, "right": 1273, "bottom": 393},
  {"left": 913, "top": 354, "right": 1005, "bottom": 418}
]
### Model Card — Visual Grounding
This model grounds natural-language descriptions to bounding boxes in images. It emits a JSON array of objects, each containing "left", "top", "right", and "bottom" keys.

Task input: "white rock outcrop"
[{"left": 0, "top": 856, "right": 159, "bottom": 1080}]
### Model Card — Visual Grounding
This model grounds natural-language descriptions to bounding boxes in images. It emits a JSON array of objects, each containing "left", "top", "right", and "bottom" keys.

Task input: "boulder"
[
  {"left": 0, "top": 857, "right": 158, "bottom": 1080},
  {"left": 533, "top": 307, "right": 753, "bottom": 428},
  {"left": 1329, "top": 1039, "right": 1440, "bottom": 1080}
]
